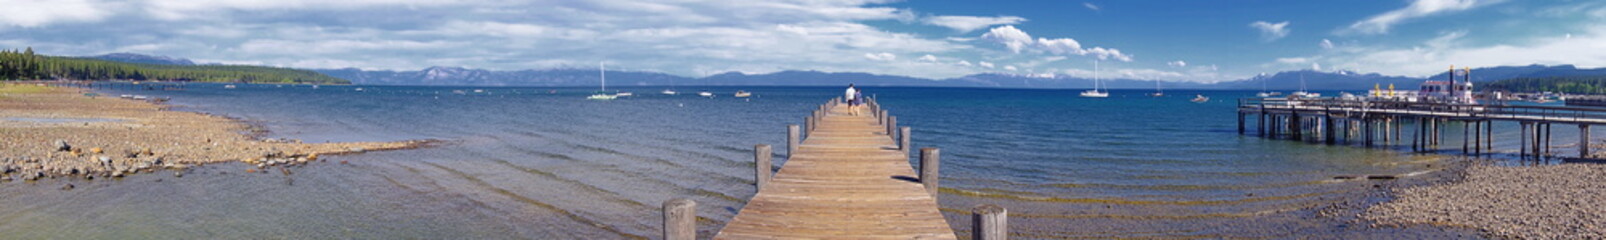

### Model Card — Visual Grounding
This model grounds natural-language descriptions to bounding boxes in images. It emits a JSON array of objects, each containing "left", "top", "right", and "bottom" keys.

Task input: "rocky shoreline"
[
  {"left": 1, "top": 83, "right": 433, "bottom": 182},
  {"left": 1364, "top": 162, "right": 1606, "bottom": 239}
]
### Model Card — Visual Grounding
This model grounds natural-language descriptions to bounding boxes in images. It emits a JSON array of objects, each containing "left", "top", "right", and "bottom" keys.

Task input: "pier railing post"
[
  {"left": 663, "top": 198, "right": 696, "bottom": 240},
  {"left": 755, "top": 144, "right": 772, "bottom": 190},
  {"left": 900, "top": 127, "right": 912, "bottom": 155},
  {"left": 972, "top": 204, "right": 1007, "bottom": 240},
  {"left": 919, "top": 148, "right": 940, "bottom": 197},
  {"left": 788, "top": 124, "right": 800, "bottom": 158}
]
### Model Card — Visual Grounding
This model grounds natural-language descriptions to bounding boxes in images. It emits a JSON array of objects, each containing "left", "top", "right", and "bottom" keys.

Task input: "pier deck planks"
[{"left": 715, "top": 103, "right": 955, "bottom": 239}]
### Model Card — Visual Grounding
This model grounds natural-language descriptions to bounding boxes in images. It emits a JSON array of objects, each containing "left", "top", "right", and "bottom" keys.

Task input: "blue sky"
[{"left": 1, "top": 0, "right": 1603, "bottom": 82}]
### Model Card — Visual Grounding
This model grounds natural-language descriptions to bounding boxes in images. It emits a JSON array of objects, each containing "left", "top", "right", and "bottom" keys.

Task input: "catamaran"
[
  {"left": 1079, "top": 60, "right": 1109, "bottom": 98},
  {"left": 587, "top": 62, "right": 617, "bottom": 100}
]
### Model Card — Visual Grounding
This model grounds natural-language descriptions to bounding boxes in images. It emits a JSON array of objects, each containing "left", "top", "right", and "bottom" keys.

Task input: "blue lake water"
[{"left": 4, "top": 83, "right": 1559, "bottom": 238}]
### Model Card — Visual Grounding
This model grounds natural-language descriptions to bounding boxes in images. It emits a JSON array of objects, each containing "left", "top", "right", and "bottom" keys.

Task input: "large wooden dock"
[
  {"left": 1238, "top": 97, "right": 1606, "bottom": 159},
  {"left": 715, "top": 98, "right": 956, "bottom": 239}
]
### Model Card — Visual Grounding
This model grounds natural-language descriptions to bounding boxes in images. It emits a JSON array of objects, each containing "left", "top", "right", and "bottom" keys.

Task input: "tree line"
[
  {"left": 1480, "top": 76, "right": 1606, "bottom": 94},
  {"left": 0, "top": 47, "right": 347, "bottom": 84}
]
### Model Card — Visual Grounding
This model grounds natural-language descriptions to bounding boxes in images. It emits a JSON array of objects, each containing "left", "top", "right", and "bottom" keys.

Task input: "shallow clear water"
[{"left": 6, "top": 83, "right": 1575, "bottom": 238}]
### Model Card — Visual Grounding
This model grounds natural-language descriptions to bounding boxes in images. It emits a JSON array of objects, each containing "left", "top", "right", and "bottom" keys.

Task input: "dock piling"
[
  {"left": 1582, "top": 124, "right": 1592, "bottom": 158},
  {"left": 663, "top": 198, "right": 697, "bottom": 240},
  {"left": 919, "top": 148, "right": 940, "bottom": 197},
  {"left": 887, "top": 116, "right": 898, "bottom": 139},
  {"left": 900, "top": 127, "right": 912, "bottom": 155},
  {"left": 755, "top": 144, "right": 772, "bottom": 190},
  {"left": 972, "top": 204, "right": 1008, "bottom": 240},
  {"left": 788, "top": 124, "right": 800, "bottom": 158}
]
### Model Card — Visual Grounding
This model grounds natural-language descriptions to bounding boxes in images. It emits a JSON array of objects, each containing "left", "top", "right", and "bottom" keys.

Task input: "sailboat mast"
[
  {"left": 1094, "top": 60, "right": 1100, "bottom": 91},
  {"left": 600, "top": 62, "right": 606, "bottom": 92}
]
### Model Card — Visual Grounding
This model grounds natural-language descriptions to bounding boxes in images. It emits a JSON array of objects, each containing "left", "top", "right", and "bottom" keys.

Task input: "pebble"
[
  {"left": 60, "top": 184, "right": 73, "bottom": 190},
  {"left": 54, "top": 140, "right": 71, "bottom": 151}
]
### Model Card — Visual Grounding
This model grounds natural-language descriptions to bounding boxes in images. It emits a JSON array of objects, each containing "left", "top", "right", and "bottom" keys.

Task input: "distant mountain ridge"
[
  {"left": 87, "top": 53, "right": 195, "bottom": 65},
  {"left": 84, "top": 53, "right": 1606, "bottom": 90}
]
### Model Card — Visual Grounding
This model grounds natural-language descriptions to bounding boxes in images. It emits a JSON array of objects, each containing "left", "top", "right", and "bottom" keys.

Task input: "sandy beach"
[
  {"left": 1365, "top": 162, "right": 1606, "bottom": 239},
  {"left": 1, "top": 83, "right": 431, "bottom": 182}
]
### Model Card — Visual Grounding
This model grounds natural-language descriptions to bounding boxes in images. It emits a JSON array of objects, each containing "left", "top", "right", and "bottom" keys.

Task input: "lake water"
[{"left": 5, "top": 83, "right": 1564, "bottom": 238}]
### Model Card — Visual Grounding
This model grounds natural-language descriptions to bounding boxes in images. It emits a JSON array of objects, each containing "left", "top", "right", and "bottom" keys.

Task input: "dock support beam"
[
  {"left": 754, "top": 144, "right": 772, "bottom": 190},
  {"left": 919, "top": 148, "right": 941, "bottom": 197},
  {"left": 788, "top": 125, "right": 800, "bottom": 158},
  {"left": 1583, "top": 125, "right": 1592, "bottom": 158},
  {"left": 805, "top": 116, "right": 815, "bottom": 136},
  {"left": 1545, "top": 123, "right": 1553, "bottom": 157},
  {"left": 1238, "top": 113, "right": 1246, "bottom": 135},
  {"left": 1324, "top": 115, "right": 1335, "bottom": 144},
  {"left": 1473, "top": 121, "right": 1482, "bottom": 155},
  {"left": 1521, "top": 122, "right": 1530, "bottom": 159},
  {"left": 663, "top": 199, "right": 697, "bottom": 240},
  {"left": 887, "top": 116, "right": 898, "bottom": 139},
  {"left": 972, "top": 204, "right": 1008, "bottom": 240},
  {"left": 1462, "top": 121, "right": 1470, "bottom": 154}
]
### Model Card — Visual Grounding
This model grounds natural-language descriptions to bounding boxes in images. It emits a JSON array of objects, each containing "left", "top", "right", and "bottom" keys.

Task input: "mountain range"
[{"left": 87, "top": 53, "right": 1606, "bottom": 90}]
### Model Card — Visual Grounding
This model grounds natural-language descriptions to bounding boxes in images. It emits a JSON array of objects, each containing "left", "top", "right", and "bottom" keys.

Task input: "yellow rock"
[
  {"left": 90, "top": 148, "right": 103, "bottom": 154},
  {"left": 306, "top": 153, "right": 319, "bottom": 161}
]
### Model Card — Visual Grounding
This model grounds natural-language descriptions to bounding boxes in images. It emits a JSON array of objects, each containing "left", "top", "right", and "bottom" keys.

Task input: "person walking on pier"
[{"left": 845, "top": 84, "right": 860, "bottom": 115}]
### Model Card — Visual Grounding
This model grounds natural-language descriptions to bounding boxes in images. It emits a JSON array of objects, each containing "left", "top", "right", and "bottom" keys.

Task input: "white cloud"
[
  {"left": 1317, "top": 26, "right": 1606, "bottom": 77},
  {"left": 1276, "top": 57, "right": 1309, "bottom": 64},
  {"left": 1320, "top": 39, "right": 1335, "bottom": 49},
  {"left": 1004, "top": 65, "right": 1017, "bottom": 71},
  {"left": 980, "top": 25, "right": 1132, "bottom": 61},
  {"left": 1167, "top": 60, "right": 1187, "bottom": 67},
  {"left": 1249, "top": 21, "right": 1290, "bottom": 42},
  {"left": 1311, "top": 62, "right": 1322, "bottom": 71},
  {"left": 863, "top": 52, "right": 896, "bottom": 61},
  {"left": 922, "top": 15, "right": 1027, "bottom": 33},
  {"left": 978, "top": 61, "right": 995, "bottom": 68},
  {"left": 1083, "top": 2, "right": 1101, "bottom": 11},
  {"left": 0, "top": 0, "right": 115, "bottom": 27},
  {"left": 918, "top": 54, "right": 938, "bottom": 62},
  {"left": 1340, "top": 0, "right": 1497, "bottom": 35},
  {"left": 956, "top": 60, "right": 973, "bottom": 66}
]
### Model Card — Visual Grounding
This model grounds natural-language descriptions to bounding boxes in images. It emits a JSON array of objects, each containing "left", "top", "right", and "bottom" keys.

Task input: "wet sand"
[
  {"left": 1366, "top": 162, "right": 1606, "bottom": 239},
  {"left": 0, "top": 83, "right": 431, "bottom": 182}
]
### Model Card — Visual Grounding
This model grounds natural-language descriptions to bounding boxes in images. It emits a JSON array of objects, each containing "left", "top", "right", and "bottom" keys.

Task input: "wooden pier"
[
  {"left": 660, "top": 97, "right": 1009, "bottom": 240},
  {"left": 716, "top": 97, "right": 955, "bottom": 239},
  {"left": 1239, "top": 97, "right": 1606, "bottom": 159}
]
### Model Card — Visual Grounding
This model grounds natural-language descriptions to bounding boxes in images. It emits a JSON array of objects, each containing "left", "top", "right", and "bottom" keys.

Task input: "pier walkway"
[
  {"left": 714, "top": 99, "right": 956, "bottom": 239},
  {"left": 1238, "top": 97, "right": 1606, "bottom": 159}
]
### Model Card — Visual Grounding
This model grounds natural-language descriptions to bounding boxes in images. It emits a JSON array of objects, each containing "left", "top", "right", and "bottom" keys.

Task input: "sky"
[{"left": 1, "top": 0, "right": 1604, "bottom": 82}]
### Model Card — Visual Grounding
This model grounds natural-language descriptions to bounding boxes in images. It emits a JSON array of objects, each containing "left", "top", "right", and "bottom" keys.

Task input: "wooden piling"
[
  {"left": 1545, "top": 123, "right": 1553, "bottom": 157},
  {"left": 900, "top": 127, "right": 912, "bottom": 155},
  {"left": 1521, "top": 122, "right": 1530, "bottom": 158},
  {"left": 1474, "top": 121, "right": 1482, "bottom": 155},
  {"left": 1238, "top": 113, "right": 1246, "bottom": 135},
  {"left": 754, "top": 144, "right": 772, "bottom": 190},
  {"left": 788, "top": 124, "right": 800, "bottom": 158},
  {"left": 663, "top": 198, "right": 696, "bottom": 240},
  {"left": 1582, "top": 124, "right": 1592, "bottom": 158},
  {"left": 805, "top": 116, "right": 815, "bottom": 136},
  {"left": 1462, "top": 121, "right": 1470, "bottom": 154},
  {"left": 972, "top": 204, "right": 1007, "bottom": 240},
  {"left": 887, "top": 116, "right": 898, "bottom": 139},
  {"left": 919, "top": 148, "right": 940, "bottom": 197}
]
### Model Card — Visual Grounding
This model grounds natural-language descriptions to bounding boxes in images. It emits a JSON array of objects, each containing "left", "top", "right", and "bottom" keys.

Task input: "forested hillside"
[
  {"left": 1481, "top": 76, "right": 1606, "bottom": 94},
  {"left": 0, "top": 48, "right": 346, "bottom": 84}
]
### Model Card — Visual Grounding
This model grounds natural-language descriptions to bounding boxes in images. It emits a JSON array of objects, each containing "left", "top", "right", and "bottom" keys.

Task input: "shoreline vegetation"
[
  {"left": 1365, "top": 161, "right": 1606, "bottom": 238},
  {"left": 0, "top": 83, "right": 431, "bottom": 182},
  {"left": 1, "top": 48, "right": 347, "bottom": 84}
]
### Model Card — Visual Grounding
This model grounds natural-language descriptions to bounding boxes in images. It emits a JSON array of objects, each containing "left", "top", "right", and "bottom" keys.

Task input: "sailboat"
[
  {"left": 1290, "top": 71, "right": 1320, "bottom": 98},
  {"left": 1147, "top": 79, "right": 1163, "bottom": 97},
  {"left": 1191, "top": 94, "right": 1210, "bottom": 103},
  {"left": 1079, "top": 60, "right": 1109, "bottom": 98},
  {"left": 1256, "top": 73, "right": 1275, "bottom": 97},
  {"left": 661, "top": 74, "right": 679, "bottom": 95},
  {"left": 587, "top": 62, "right": 617, "bottom": 100}
]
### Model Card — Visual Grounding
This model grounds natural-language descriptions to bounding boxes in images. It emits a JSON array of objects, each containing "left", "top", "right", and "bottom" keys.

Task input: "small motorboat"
[
  {"left": 661, "top": 89, "right": 678, "bottom": 95},
  {"left": 473, "top": 89, "right": 484, "bottom": 93},
  {"left": 223, "top": 84, "right": 237, "bottom": 89},
  {"left": 354, "top": 87, "right": 365, "bottom": 92},
  {"left": 698, "top": 91, "right": 714, "bottom": 97},
  {"left": 734, "top": 91, "right": 752, "bottom": 98},
  {"left": 1191, "top": 94, "right": 1209, "bottom": 103}
]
